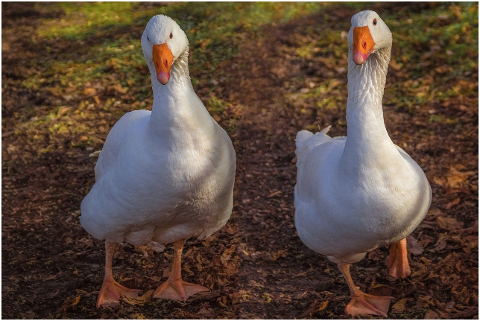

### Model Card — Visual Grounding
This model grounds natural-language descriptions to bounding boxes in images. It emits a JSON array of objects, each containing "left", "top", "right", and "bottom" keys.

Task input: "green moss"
[{"left": 206, "top": 95, "right": 225, "bottom": 116}]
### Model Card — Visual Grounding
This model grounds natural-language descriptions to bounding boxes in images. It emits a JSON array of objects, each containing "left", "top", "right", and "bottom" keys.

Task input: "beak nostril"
[
  {"left": 362, "top": 42, "right": 367, "bottom": 50},
  {"left": 164, "top": 60, "right": 168, "bottom": 68}
]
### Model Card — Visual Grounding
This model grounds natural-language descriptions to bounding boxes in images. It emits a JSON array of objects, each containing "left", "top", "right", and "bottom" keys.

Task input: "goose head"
[
  {"left": 141, "top": 15, "right": 189, "bottom": 85},
  {"left": 348, "top": 10, "right": 392, "bottom": 65}
]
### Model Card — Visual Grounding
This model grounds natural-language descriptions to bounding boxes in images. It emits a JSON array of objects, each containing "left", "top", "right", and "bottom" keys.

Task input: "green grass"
[
  {"left": 378, "top": 3, "right": 478, "bottom": 113},
  {"left": 15, "top": 2, "right": 328, "bottom": 154},
  {"left": 8, "top": 2, "right": 478, "bottom": 155},
  {"left": 32, "top": 2, "right": 325, "bottom": 92}
]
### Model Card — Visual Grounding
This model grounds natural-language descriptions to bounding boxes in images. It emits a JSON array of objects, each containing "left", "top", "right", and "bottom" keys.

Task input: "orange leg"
[
  {"left": 387, "top": 238, "right": 411, "bottom": 279},
  {"left": 338, "top": 263, "right": 392, "bottom": 317},
  {"left": 153, "top": 239, "right": 209, "bottom": 301},
  {"left": 96, "top": 241, "right": 140, "bottom": 308}
]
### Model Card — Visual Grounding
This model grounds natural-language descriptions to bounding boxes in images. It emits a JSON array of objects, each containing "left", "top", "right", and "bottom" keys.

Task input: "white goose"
[
  {"left": 294, "top": 10, "right": 431, "bottom": 317},
  {"left": 80, "top": 15, "right": 236, "bottom": 308}
]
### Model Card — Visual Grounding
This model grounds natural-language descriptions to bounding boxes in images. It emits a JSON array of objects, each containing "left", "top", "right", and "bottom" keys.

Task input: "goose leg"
[
  {"left": 153, "top": 239, "right": 209, "bottom": 301},
  {"left": 96, "top": 241, "right": 140, "bottom": 308},
  {"left": 338, "top": 263, "right": 392, "bottom": 317},
  {"left": 387, "top": 238, "right": 411, "bottom": 279}
]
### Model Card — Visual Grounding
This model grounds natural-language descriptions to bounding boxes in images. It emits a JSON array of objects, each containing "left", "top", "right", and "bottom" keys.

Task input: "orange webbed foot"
[
  {"left": 153, "top": 278, "right": 208, "bottom": 301},
  {"left": 346, "top": 288, "right": 392, "bottom": 317},
  {"left": 96, "top": 279, "right": 140, "bottom": 308}
]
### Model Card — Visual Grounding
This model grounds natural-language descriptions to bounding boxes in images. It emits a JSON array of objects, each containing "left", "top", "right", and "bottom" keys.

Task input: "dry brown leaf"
[
  {"left": 424, "top": 309, "right": 440, "bottom": 319},
  {"left": 269, "top": 249, "right": 288, "bottom": 261},
  {"left": 407, "top": 235, "right": 424, "bottom": 255},
  {"left": 411, "top": 261, "right": 429, "bottom": 278},
  {"left": 432, "top": 176, "right": 446, "bottom": 186},
  {"left": 198, "top": 38, "right": 211, "bottom": 50},
  {"left": 446, "top": 167, "right": 474, "bottom": 188},
  {"left": 83, "top": 87, "right": 96, "bottom": 96},
  {"left": 392, "top": 298, "right": 412, "bottom": 313},
  {"left": 390, "top": 59, "right": 403, "bottom": 71},
  {"left": 71, "top": 295, "right": 81, "bottom": 307},
  {"left": 111, "top": 83, "right": 127, "bottom": 94},
  {"left": 56, "top": 295, "right": 81, "bottom": 315},
  {"left": 445, "top": 197, "right": 461, "bottom": 210},
  {"left": 268, "top": 190, "right": 282, "bottom": 198},
  {"left": 212, "top": 255, "right": 222, "bottom": 267},
  {"left": 217, "top": 295, "right": 228, "bottom": 308},
  {"left": 462, "top": 235, "right": 478, "bottom": 254},
  {"left": 122, "top": 290, "right": 153, "bottom": 306},
  {"left": 427, "top": 208, "right": 444, "bottom": 218},
  {"left": 196, "top": 252, "right": 203, "bottom": 264},
  {"left": 224, "top": 222, "right": 237, "bottom": 235},
  {"left": 436, "top": 215, "right": 464, "bottom": 229},
  {"left": 434, "top": 233, "right": 448, "bottom": 250},
  {"left": 445, "top": 300, "right": 455, "bottom": 309},
  {"left": 317, "top": 300, "right": 329, "bottom": 312}
]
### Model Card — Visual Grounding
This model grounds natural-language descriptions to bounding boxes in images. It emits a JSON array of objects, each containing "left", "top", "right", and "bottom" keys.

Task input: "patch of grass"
[
  {"left": 33, "top": 2, "right": 325, "bottom": 91},
  {"left": 393, "top": 3, "right": 477, "bottom": 75},
  {"left": 37, "top": 2, "right": 144, "bottom": 40},
  {"left": 206, "top": 95, "right": 226, "bottom": 116},
  {"left": 16, "top": 2, "right": 326, "bottom": 155},
  {"left": 380, "top": 3, "right": 478, "bottom": 110}
]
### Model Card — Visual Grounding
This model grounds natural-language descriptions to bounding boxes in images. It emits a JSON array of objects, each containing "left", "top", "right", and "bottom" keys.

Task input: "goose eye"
[
  {"left": 373, "top": 18, "right": 377, "bottom": 26},
  {"left": 169, "top": 32, "right": 173, "bottom": 39}
]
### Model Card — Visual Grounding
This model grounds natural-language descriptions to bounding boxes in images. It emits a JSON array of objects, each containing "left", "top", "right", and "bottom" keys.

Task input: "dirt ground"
[{"left": 2, "top": 3, "right": 478, "bottom": 319}]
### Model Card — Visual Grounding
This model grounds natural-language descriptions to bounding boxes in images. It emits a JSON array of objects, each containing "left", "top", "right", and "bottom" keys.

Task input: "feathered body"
[
  {"left": 294, "top": 10, "right": 431, "bottom": 264},
  {"left": 80, "top": 15, "right": 236, "bottom": 248}
]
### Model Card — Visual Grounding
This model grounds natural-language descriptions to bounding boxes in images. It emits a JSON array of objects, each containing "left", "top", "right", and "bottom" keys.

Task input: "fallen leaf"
[
  {"left": 445, "top": 300, "right": 455, "bottom": 309},
  {"left": 268, "top": 190, "right": 282, "bottom": 198},
  {"left": 84, "top": 87, "right": 96, "bottom": 96},
  {"left": 436, "top": 216, "right": 464, "bottom": 229},
  {"left": 317, "top": 300, "right": 329, "bottom": 312},
  {"left": 407, "top": 235, "right": 424, "bottom": 255},
  {"left": 392, "top": 298, "right": 412, "bottom": 313},
  {"left": 434, "top": 233, "right": 448, "bottom": 250},
  {"left": 269, "top": 249, "right": 287, "bottom": 261},
  {"left": 71, "top": 296, "right": 81, "bottom": 307},
  {"left": 424, "top": 309, "right": 440, "bottom": 319},
  {"left": 122, "top": 290, "right": 153, "bottom": 306},
  {"left": 390, "top": 59, "right": 403, "bottom": 71},
  {"left": 432, "top": 176, "right": 446, "bottom": 186},
  {"left": 446, "top": 166, "right": 474, "bottom": 188},
  {"left": 427, "top": 208, "right": 444, "bottom": 218},
  {"left": 445, "top": 197, "right": 461, "bottom": 209},
  {"left": 111, "top": 83, "right": 127, "bottom": 94},
  {"left": 56, "top": 295, "right": 81, "bottom": 315}
]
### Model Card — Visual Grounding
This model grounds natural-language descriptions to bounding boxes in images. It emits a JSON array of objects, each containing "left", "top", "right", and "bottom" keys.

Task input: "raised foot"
[
  {"left": 387, "top": 238, "right": 411, "bottom": 279},
  {"left": 153, "top": 279, "right": 209, "bottom": 301},
  {"left": 97, "top": 279, "right": 140, "bottom": 308},
  {"left": 346, "top": 289, "right": 392, "bottom": 317}
]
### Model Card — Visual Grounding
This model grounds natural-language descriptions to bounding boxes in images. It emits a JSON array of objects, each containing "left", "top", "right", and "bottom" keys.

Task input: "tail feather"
[{"left": 295, "top": 125, "right": 332, "bottom": 160}]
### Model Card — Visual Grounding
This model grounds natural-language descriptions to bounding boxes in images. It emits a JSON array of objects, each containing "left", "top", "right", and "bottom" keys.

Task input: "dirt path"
[{"left": 2, "top": 3, "right": 478, "bottom": 319}]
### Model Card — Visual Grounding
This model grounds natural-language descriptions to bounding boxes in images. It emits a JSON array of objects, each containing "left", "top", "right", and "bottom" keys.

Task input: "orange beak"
[
  {"left": 352, "top": 26, "right": 375, "bottom": 65},
  {"left": 152, "top": 43, "right": 173, "bottom": 85}
]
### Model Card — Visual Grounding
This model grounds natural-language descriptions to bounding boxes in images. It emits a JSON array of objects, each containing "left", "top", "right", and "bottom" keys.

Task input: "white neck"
[
  {"left": 340, "top": 46, "right": 400, "bottom": 176},
  {"left": 146, "top": 48, "right": 215, "bottom": 139}
]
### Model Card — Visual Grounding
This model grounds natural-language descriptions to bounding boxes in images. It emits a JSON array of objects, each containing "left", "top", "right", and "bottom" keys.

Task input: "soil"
[{"left": 2, "top": 3, "right": 478, "bottom": 319}]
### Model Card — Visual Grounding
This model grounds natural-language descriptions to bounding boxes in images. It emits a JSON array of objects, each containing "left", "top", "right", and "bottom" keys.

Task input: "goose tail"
[{"left": 295, "top": 126, "right": 332, "bottom": 160}]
